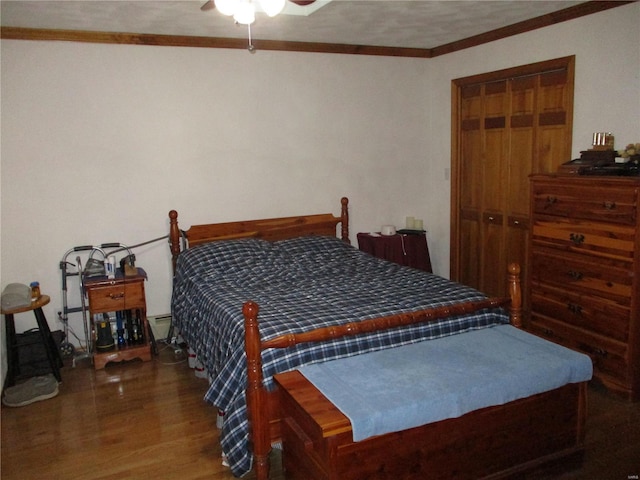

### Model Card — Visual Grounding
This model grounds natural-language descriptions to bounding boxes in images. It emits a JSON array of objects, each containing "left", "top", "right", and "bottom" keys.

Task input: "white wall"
[
  {"left": 0, "top": 41, "right": 432, "bottom": 371},
  {"left": 1, "top": 2, "right": 638, "bottom": 385}
]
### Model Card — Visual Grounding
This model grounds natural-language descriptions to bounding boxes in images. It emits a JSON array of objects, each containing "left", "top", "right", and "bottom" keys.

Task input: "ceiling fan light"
[
  {"left": 233, "top": 0, "right": 256, "bottom": 25},
  {"left": 260, "top": 0, "right": 286, "bottom": 17},
  {"left": 214, "top": 0, "right": 238, "bottom": 16}
]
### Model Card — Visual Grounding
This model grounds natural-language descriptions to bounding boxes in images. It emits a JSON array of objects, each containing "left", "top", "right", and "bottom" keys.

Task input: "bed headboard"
[{"left": 168, "top": 197, "right": 349, "bottom": 273}]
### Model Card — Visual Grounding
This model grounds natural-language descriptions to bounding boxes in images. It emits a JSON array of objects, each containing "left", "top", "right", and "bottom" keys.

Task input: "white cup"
[{"left": 381, "top": 225, "right": 396, "bottom": 236}]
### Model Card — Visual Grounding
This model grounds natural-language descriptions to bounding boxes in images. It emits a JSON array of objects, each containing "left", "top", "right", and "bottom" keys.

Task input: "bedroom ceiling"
[{"left": 0, "top": 1, "right": 626, "bottom": 54}]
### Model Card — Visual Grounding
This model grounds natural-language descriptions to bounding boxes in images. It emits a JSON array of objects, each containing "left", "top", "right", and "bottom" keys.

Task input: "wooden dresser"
[{"left": 528, "top": 175, "right": 640, "bottom": 400}]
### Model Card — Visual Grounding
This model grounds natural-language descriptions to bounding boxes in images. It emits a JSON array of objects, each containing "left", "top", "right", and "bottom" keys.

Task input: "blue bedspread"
[
  {"left": 171, "top": 235, "right": 509, "bottom": 477},
  {"left": 300, "top": 324, "right": 593, "bottom": 442}
]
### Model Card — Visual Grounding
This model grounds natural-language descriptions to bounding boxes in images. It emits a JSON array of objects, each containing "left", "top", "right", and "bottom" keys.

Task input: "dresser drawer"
[
  {"left": 530, "top": 248, "right": 633, "bottom": 303},
  {"left": 531, "top": 219, "right": 635, "bottom": 262},
  {"left": 529, "top": 314, "right": 629, "bottom": 387},
  {"left": 530, "top": 283, "right": 629, "bottom": 342},
  {"left": 531, "top": 182, "right": 638, "bottom": 225},
  {"left": 87, "top": 280, "right": 145, "bottom": 313}
]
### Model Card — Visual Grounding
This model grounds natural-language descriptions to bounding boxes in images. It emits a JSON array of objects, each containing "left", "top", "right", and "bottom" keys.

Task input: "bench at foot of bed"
[{"left": 274, "top": 371, "right": 587, "bottom": 480}]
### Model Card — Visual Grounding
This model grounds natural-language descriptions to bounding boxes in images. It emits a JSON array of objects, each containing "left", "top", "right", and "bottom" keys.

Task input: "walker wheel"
[{"left": 59, "top": 342, "right": 75, "bottom": 358}]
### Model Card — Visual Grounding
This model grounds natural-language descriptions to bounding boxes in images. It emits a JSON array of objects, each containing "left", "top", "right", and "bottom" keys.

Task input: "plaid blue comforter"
[{"left": 171, "top": 235, "right": 508, "bottom": 477}]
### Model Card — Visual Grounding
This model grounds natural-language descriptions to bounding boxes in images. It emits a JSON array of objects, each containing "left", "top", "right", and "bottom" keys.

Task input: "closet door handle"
[{"left": 569, "top": 233, "right": 585, "bottom": 245}]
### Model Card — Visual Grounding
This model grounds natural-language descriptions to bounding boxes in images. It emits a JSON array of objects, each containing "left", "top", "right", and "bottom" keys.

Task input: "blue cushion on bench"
[{"left": 299, "top": 325, "right": 593, "bottom": 442}]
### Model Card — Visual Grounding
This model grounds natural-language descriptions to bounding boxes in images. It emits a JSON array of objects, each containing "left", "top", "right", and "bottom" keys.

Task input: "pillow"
[
  {"left": 177, "top": 238, "right": 272, "bottom": 276},
  {"left": 274, "top": 235, "right": 353, "bottom": 255}
]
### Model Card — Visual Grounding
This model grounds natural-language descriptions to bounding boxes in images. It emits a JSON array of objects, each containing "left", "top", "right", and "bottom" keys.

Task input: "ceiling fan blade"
[
  {"left": 201, "top": 0, "right": 316, "bottom": 12},
  {"left": 201, "top": 0, "right": 215, "bottom": 11}
]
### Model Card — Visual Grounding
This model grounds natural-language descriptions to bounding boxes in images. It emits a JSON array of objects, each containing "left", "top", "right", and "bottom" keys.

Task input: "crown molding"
[{"left": 1, "top": 1, "right": 634, "bottom": 58}]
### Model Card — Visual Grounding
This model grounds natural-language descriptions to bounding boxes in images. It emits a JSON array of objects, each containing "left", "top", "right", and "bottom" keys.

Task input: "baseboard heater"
[{"left": 148, "top": 314, "right": 172, "bottom": 341}]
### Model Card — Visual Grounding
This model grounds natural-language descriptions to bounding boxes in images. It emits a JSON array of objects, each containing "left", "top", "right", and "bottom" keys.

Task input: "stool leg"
[
  {"left": 33, "top": 308, "right": 63, "bottom": 383},
  {"left": 4, "top": 314, "right": 19, "bottom": 389}
]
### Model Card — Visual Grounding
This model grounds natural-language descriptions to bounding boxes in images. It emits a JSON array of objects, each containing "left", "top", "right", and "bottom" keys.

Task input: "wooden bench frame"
[{"left": 241, "top": 264, "right": 584, "bottom": 480}]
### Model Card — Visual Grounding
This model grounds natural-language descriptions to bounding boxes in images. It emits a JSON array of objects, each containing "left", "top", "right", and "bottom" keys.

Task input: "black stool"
[{"left": 2, "top": 295, "right": 63, "bottom": 389}]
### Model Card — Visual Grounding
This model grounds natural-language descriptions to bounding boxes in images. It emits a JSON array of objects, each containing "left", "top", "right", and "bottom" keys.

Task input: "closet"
[{"left": 450, "top": 56, "right": 574, "bottom": 313}]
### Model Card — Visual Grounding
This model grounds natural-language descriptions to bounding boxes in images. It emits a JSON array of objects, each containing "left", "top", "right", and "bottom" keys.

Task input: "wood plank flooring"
[{"left": 2, "top": 344, "right": 639, "bottom": 480}]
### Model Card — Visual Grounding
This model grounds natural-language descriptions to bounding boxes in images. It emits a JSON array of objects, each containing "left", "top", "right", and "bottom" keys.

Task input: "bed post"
[
  {"left": 341, "top": 197, "right": 350, "bottom": 244},
  {"left": 169, "top": 210, "right": 181, "bottom": 274},
  {"left": 507, "top": 263, "right": 522, "bottom": 328},
  {"left": 243, "top": 301, "right": 270, "bottom": 480}
]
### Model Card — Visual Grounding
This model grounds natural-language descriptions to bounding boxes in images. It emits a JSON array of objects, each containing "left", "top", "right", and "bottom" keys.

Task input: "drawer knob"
[
  {"left": 545, "top": 196, "right": 557, "bottom": 206},
  {"left": 567, "top": 270, "right": 583, "bottom": 281},
  {"left": 569, "top": 233, "right": 585, "bottom": 245},
  {"left": 108, "top": 292, "right": 125, "bottom": 300},
  {"left": 567, "top": 303, "right": 583, "bottom": 315},
  {"left": 603, "top": 201, "right": 616, "bottom": 210}
]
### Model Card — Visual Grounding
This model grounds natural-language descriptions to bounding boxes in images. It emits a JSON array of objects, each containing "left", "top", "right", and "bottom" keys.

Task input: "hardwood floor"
[{"left": 2, "top": 344, "right": 638, "bottom": 480}]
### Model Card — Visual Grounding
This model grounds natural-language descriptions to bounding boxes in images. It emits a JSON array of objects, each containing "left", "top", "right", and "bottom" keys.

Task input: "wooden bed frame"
[
  {"left": 168, "top": 198, "right": 586, "bottom": 480},
  {"left": 169, "top": 197, "right": 350, "bottom": 272}
]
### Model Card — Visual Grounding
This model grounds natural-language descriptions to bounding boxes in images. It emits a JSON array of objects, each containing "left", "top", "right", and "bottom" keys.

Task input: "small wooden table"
[
  {"left": 2, "top": 295, "right": 63, "bottom": 388},
  {"left": 357, "top": 232, "right": 432, "bottom": 273},
  {"left": 83, "top": 268, "right": 152, "bottom": 369}
]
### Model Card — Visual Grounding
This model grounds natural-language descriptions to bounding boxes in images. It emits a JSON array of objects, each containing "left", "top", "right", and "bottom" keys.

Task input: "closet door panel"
[
  {"left": 483, "top": 128, "right": 507, "bottom": 212},
  {"left": 451, "top": 56, "right": 574, "bottom": 316},
  {"left": 535, "top": 70, "right": 572, "bottom": 173},
  {"left": 481, "top": 213, "right": 505, "bottom": 296},
  {"left": 459, "top": 212, "right": 481, "bottom": 289}
]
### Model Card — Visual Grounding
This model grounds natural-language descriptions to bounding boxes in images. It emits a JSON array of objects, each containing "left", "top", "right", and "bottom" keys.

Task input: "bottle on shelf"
[
  {"left": 116, "top": 311, "right": 126, "bottom": 348},
  {"left": 95, "top": 313, "right": 115, "bottom": 351}
]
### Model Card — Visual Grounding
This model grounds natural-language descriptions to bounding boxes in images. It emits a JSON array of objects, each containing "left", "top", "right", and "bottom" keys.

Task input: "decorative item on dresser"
[{"left": 528, "top": 174, "right": 640, "bottom": 401}]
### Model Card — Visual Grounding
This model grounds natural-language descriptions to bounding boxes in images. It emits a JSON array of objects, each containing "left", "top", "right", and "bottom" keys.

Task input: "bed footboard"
[{"left": 244, "top": 263, "right": 522, "bottom": 480}]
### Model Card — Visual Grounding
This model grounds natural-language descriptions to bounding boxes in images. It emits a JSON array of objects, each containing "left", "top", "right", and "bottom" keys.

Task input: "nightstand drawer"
[
  {"left": 87, "top": 280, "right": 145, "bottom": 313},
  {"left": 531, "top": 183, "right": 638, "bottom": 225}
]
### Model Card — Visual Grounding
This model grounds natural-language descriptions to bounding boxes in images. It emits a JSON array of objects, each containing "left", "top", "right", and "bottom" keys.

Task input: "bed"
[{"left": 168, "top": 198, "right": 589, "bottom": 480}]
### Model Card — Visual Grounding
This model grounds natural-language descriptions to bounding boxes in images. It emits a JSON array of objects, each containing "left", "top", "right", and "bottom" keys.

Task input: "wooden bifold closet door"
[{"left": 450, "top": 56, "right": 574, "bottom": 313}]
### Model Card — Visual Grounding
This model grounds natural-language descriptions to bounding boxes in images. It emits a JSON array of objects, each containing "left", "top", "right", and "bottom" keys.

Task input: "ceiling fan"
[
  {"left": 201, "top": 0, "right": 316, "bottom": 13},
  {"left": 201, "top": 0, "right": 318, "bottom": 51}
]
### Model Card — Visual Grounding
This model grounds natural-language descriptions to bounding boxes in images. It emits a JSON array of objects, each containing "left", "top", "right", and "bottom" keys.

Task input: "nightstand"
[
  {"left": 84, "top": 268, "right": 151, "bottom": 369},
  {"left": 357, "top": 232, "right": 432, "bottom": 273}
]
